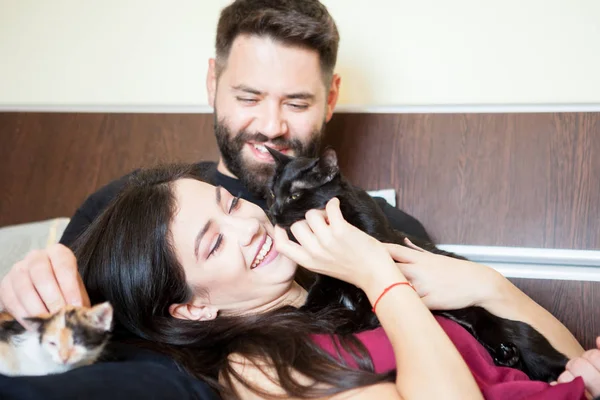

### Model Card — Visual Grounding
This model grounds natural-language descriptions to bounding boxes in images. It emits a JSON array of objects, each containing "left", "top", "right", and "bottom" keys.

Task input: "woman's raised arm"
[
  {"left": 275, "top": 198, "right": 483, "bottom": 400},
  {"left": 385, "top": 242, "right": 585, "bottom": 360}
]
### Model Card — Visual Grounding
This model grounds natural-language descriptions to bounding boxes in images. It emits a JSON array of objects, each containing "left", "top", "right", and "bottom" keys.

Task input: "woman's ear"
[{"left": 169, "top": 303, "right": 218, "bottom": 321}]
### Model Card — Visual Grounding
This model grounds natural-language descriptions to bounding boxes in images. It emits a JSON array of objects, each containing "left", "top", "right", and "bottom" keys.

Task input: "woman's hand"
[
  {"left": 553, "top": 337, "right": 600, "bottom": 399},
  {"left": 384, "top": 240, "right": 503, "bottom": 311},
  {"left": 274, "top": 197, "right": 400, "bottom": 291}
]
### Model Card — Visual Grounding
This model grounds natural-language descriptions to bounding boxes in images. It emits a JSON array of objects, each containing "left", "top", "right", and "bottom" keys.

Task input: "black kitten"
[{"left": 265, "top": 146, "right": 568, "bottom": 382}]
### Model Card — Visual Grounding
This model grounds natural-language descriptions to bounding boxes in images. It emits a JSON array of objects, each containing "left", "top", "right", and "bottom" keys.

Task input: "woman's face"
[{"left": 169, "top": 178, "right": 298, "bottom": 318}]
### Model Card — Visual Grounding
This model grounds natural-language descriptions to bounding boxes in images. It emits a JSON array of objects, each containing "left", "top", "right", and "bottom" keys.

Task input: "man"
[{"left": 0, "top": 1, "right": 429, "bottom": 398}]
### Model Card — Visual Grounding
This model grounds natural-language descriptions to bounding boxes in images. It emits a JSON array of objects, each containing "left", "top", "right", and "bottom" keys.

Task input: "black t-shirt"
[{"left": 60, "top": 161, "right": 431, "bottom": 247}]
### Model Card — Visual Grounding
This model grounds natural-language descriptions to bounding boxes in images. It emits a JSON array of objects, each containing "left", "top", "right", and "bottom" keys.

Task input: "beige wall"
[{"left": 1, "top": 0, "right": 599, "bottom": 109}]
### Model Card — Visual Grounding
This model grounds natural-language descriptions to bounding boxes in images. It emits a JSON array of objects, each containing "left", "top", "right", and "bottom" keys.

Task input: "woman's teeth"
[{"left": 251, "top": 236, "right": 273, "bottom": 269}]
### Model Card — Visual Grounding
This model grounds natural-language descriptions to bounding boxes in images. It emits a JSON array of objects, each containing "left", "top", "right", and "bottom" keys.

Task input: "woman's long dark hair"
[{"left": 72, "top": 163, "right": 393, "bottom": 399}]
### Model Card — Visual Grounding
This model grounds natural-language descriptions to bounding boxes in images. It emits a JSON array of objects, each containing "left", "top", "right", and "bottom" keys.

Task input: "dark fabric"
[
  {"left": 60, "top": 161, "right": 430, "bottom": 248},
  {"left": 0, "top": 343, "right": 219, "bottom": 400},
  {"left": 29, "top": 160, "right": 429, "bottom": 400}
]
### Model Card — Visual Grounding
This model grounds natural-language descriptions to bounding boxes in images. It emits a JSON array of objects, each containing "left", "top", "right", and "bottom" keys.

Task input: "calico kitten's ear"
[
  {"left": 317, "top": 147, "right": 340, "bottom": 182},
  {"left": 23, "top": 316, "right": 48, "bottom": 331},
  {"left": 265, "top": 146, "right": 293, "bottom": 166},
  {"left": 86, "top": 302, "right": 113, "bottom": 332}
]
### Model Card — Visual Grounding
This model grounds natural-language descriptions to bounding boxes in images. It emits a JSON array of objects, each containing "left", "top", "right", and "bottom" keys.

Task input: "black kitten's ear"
[
  {"left": 265, "top": 146, "right": 293, "bottom": 166},
  {"left": 317, "top": 147, "right": 339, "bottom": 182}
]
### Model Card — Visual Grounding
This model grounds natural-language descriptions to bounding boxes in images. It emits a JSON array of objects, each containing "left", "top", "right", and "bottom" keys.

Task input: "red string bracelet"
[{"left": 372, "top": 282, "right": 416, "bottom": 313}]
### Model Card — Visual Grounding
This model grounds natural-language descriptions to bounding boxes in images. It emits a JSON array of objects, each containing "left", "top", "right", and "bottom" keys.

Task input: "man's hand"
[{"left": 0, "top": 244, "right": 90, "bottom": 326}]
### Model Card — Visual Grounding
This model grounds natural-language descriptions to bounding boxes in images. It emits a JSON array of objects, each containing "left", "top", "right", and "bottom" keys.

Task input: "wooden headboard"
[{"left": 1, "top": 111, "right": 599, "bottom": 348}]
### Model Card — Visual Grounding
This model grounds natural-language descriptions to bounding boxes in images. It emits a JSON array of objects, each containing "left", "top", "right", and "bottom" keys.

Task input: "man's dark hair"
[{"left": 215, "top": 0, "right": 340, "bottom": 83}]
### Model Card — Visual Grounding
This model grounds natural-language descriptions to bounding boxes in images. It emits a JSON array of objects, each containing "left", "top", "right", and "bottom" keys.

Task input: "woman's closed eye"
[
  {"left": 228, "top": 195, "right": 241, "bottom": 213},
  {"left": 208, "top": 234, "right": 223, "bottom": 258},
  {"left": 208, "top": 195, "right": 241, "bottom": 258}
]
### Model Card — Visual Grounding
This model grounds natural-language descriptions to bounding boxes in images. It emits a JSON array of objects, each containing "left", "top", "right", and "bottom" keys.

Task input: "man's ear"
[
  {"left": 325, "top": 73, "right": 341, "bottom": 123},
  {"left": 207, "top": 58, "right": 217, "bottom": 108},
  {"left": 169, "top": 303, "right": 218, "bottom": 322}
]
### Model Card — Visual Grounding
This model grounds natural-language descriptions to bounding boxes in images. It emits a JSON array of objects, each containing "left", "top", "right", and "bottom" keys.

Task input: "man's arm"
[
  {"left": 60, "top": 162, "right": 218, "bottom": 248},
  {"left": 371, "top": 197, "right": 433, "bottom": 243},
  {"left": 59, "top": 173, "right": 136, "bottom": 248}
]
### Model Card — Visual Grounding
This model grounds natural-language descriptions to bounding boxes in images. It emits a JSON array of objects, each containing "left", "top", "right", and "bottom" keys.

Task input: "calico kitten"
[
  {"left": 265, "top": 146, "right": 568, "bottom": 382},
  {"left": 0, "top": 302, "right": 113, "bottom": 376}
]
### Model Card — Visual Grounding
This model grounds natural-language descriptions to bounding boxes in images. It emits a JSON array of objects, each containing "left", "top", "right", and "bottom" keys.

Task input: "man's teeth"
[
  {"left": 251, "top": 236, "right": 273, "bottom": 268},
  {"left": 253, "top": 144, "right": 269, "bottom": 154}
]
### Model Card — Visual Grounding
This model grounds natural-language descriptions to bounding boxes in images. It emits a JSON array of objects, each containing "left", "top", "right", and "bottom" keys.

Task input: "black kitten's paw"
[{"left": 493, "top": 342, "right": 522, "bottom": 368}]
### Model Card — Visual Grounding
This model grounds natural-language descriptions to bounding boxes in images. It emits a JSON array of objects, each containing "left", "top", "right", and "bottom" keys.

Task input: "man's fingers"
[
  {"left": 76, "top": 273, "right": 91, "bottom": 307},
  {"left": 596, "top": 336, "right": 600, "bottom": 350},
  {"left": 47, "top": 244, "right": 84, "bottom": 306},
  {"left": 0, "top": 279, "right": 30, "bottom": 326},
  {"left": 11, "top": 259, "right": 49, "bottom": 317},
  {"left": 29, "top": 259, "right": 66, "bottom": 314}
]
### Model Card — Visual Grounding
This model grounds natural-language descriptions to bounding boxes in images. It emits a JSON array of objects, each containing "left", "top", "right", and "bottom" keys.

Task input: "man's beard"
[{"left": 214, "top": 115, "right": 324, "bottom": 198}]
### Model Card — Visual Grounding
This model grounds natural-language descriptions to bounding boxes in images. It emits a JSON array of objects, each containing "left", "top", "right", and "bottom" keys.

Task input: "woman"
[{"left": 60, "top": 163, "right": 593, "bottom": 399}]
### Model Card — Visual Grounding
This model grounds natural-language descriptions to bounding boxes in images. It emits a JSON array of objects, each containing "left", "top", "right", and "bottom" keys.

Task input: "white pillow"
[{"left": 0, "top": 218, "right": 70, "bottom": 281}]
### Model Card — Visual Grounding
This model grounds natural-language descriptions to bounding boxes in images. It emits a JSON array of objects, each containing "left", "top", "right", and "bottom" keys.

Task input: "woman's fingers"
[
  {"left": 403, "top": 238, "right": 432, "bottom": 253},
  {"left": 324, "top": 197, "right": 345, "bottom": 231},
  {"left": 290, "top": 221, "right": 325, "bottom": 254},
  {"left": 557, "top": 369, "right": 576, "bottom": 383},
  {"left": 383, "top": 243, "right": 420, "bottom": 263},
  {"left": 563, "top": 355, "right": 600, "bottom": 397},
  {"left": 274, "top": 226, "right": 314, "bottom": 268},
  {"left": 304, "top": 209, "right": 334, "bottom": 246}
]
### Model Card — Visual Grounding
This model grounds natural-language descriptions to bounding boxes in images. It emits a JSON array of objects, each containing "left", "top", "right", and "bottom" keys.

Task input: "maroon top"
[{"left": 312, "top": 315, "right": 586, "bottom": 399}]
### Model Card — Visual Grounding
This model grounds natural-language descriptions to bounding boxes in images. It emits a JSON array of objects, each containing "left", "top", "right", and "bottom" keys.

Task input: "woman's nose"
[{"left": 222, "top": 215, "right": 261, "bottom": 247}]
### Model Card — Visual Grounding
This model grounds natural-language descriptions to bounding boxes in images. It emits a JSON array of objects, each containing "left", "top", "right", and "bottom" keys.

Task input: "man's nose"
[{"left": 257, "top": 103, "right": 288, "bottom": 139}]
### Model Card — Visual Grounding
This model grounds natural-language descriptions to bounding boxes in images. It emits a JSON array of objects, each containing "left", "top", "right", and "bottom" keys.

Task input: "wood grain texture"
[
  {"left": 1, "top": 112, "right": 598, "bottom": 249},
  {"left": 510, "top": 278, "right": 600, "bottom": 350},
  {"left": 0, "top": 111, "right": 599, "bottom": 349},
  {"left": 324, "top": 113, "right": 600, "bottom": 250},
  {"left": 0, "top": 112, "right": 218, "bottom": 227}
]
